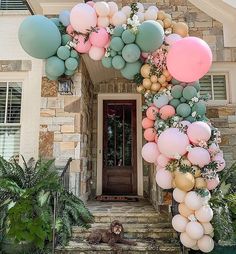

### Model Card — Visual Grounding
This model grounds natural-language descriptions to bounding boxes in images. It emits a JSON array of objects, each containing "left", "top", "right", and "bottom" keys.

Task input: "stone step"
[
  {"left": 72, "top": 224, "right": 176, "bottom": 240},
  {"left": 56, "top": 239, "right": 182, "bottom": 254}
]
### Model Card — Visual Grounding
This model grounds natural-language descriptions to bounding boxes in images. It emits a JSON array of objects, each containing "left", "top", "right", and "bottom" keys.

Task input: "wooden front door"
[{"left": 102, "top": 100, "right": 137, "bottom": 195}]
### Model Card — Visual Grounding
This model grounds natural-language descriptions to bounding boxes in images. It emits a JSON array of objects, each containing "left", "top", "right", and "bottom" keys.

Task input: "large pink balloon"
[
  {"left": 157, "top": 128, "right": 190, "bottom": 159},
  {"left": 166, "top": 37, "right": 212, "bottom": 82},
  {"left": 187, "top": 147, "right": 211, "bottom": 168},
  {"left": 187, "top": 121, "right": 211, "bottom": 144},
  {"left": 88, "top": 46, "right": 105, "bottom": 61},
  {"left": 74, "top": 35, "right": 91, "bottom": 53},
  {"left": 70, "top": 3, "right": 97, "bottom": 34},
  {"left": 89, "top": 28, "right": 109, "bottom": 48},
  {"left": 142, "top": 142, "right": 160, "bottom": 163},
  {"left": 156, "top": 168, "right": 173, "bottom": 189}
]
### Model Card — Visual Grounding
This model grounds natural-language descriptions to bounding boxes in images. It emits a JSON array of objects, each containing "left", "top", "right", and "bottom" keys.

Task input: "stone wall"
[{"left": 39, "top": 62, "right": 94, "bottom": 201}]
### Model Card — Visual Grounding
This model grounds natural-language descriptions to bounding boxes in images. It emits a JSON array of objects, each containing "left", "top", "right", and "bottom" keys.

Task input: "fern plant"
[{"left": 0, "top": 156, "right": 93, "bottom": 253}]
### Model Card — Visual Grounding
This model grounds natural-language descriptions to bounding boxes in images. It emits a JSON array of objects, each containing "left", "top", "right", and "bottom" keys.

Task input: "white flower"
[
  {"left": 122, "top": 24, "right": 127, "bottom": 30},
  {"left": 192, "top": 97, "right": 199, "bottom": 102},
  {"left": 188, "top": 214, "right": 197, "bottom": 222},
  {"left": 174, "top": 153, "right": 181, "bottom": 160},
  {"left": 133, "top": 14, "right": 139, "bottom": 21},
  {"left": 173, "top": 116, "right": 180, "bottom": 122},
  {"left": 173, "top": 122, "right": 178, "bottom": 127},
  {"left": 188, "top": 101, "right": 194, "bottom": 107},
  {"left": 69, "top": 41, "right": 76, "bottom": 48},
  {"left": 192, "top": 111, "right": 197, "bottom": 117}
]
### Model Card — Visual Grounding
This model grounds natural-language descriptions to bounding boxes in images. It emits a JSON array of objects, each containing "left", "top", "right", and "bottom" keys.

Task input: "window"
[
  {"left": 0, "top": 0, "right": 28, "bottom": 10},
  {"left": 0, "top": 82, "right": 22, "bottom": 160},
  {"left": 200, "top": 74, "right": 227, "bottom": 101}
]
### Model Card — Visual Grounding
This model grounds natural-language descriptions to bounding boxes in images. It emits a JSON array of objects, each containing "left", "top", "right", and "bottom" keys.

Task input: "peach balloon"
[
  {"left": 195, "top": 205, "right": 213, "bottom": 223},
  {"left": 142, "top": 117, "right": 154, "bottom": 129},
  {"left": 156, "top": 154, "right": 170, "bottom": 167},
  {"left": 159, "top": 105, "right": 175, "bottom": 120},
  {"left": 178, "top": 203, "right": 194, "bottom": 218},
  {"left": 121, "top": 6, "right": 131, "bottom": 18},
  {"left": 142, "top": 142, "right": 160, "bottom": 163},
  {"left": 146, "top": 106, "right": 159, "bottom": 120},
  {"left": 201, "top": 223, "right": 214, "bottom": 235},
  {"left": 94, "top": 2, "right": 110, "bottom": 16},
  {"left": 97, "top": 16, "right": 110, "bottom": 27},
  {"left": 180, "top": 232, "right": 197, "bottom": 248},
  {"left": 197, "top": 235, "right": 214, "bottom": 253},
  {"left": 191, "top": 245, "right": 200, "bottom": 250},
  {"left": 144, "top": 128, "right": 157, "bottom": 142},
  {"left": 108, "top": 2, "right": 118, "bottom": 16},
  {"left": 172, "top": 214, "right": 189, "bottom": 233},
  {"left": 111, "top": 11, "right": 127, "bottom": 26},
  {"left": 173, "top": 188, "right": 187, "bottom": 203},
  {"left": 206, "top": 176, "right": 220, "bottom": 190},
  {"left": 186, "top": 221, "right": 204, "bottom": 240},
  {"left": 187, "top": 147, "right": 211, "bottom": 168},
  {"left": 185, "top": 191, "right": 203, "bottom": 211},
  {"left": 88, "top": 46, "right": 105, "bottom": 61}
]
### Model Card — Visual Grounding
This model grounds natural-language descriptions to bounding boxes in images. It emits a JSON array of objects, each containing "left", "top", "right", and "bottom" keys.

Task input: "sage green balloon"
[
  {"left": 171, "top": 78, "right": 180, "bottom": 85},
  {"left": 192, "top": 101, "right": 206, "bottom": 116},
  {"left": 110, "top": 50, "right": 117, "bottom": 57},
  {"left": 110, "top": 37, "right": 124, "bottom": 52},
  {"left": 183, "top": 86, "right": 198, "bottom": 100},
  {"left": 57, "top": 46, "right": 70, "bottom": 60},
  {"left": 185, "top": 116, "right": 196, "bottom": 123},
  {"left": 102, "top": 57, "right": 112, "bottom": 68},
  {"left": 120, "top": 61, "right": 142, "bottom": 80},
  {"left": 112, "top": 55, "right": 126, "bottom": 70},
  {"left": 118, "top": 51, "right": 122, "bottom": 55},
  {"left": 122, "top": 29, "right": 136, "bottom": 44},
  {"left": 70, "top": 50, "right": 79, "bottom": 58},
  {"left": 45, "top": 56, "right": 65, "bottom": 77},
  {"left": 46, "top": 73, "right": 58, "bottom": 81},
  {"left": 113, "top": 26, "right": 124, "bottom": 37},
  {"left": 65, "top": 69, "right": 75, "bottom": 76},
  {"left": 135, "top": 21, "right": 164, "bottom": 52},
  {"left": 171, "top": 85, "right": 183, "bottom": 99},
  {"left": 62, "top": 34, "right": 72, "bottom": 46},
  {"left": 122, "top": 44, "right": 141, "bottom": 63},
  {"left": 65, "top": 57, "right": 78, "bottom": 71},
  {"left": 18, "top": 15, "right": 61, "bottom": 59},
  {"left": 50, "top": 18, "right": 60, "bottom": 26},
  {"left": 180, "top": 97, "right": 187, "bottom": 103},
  {"left": 169, "top": 98, "right": 181, "bottom": 108},
  {"left": 176, "top": 103, "right": 191, "bottom": 117},
  {"left": 192, "top": 81, "right": 201, "bottom": 91}
]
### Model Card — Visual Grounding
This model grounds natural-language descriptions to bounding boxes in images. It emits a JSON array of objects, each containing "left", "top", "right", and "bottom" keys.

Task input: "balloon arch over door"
[{"left": 18, "top": 2, "right": 225, "bottom": 252}]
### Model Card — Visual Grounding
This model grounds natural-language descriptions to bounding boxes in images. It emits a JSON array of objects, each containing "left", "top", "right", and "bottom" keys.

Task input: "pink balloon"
[
  {"left": 166, "top": 37, "right": 212, "bottom": 82},
  {"left": 172, "top": 214, "right": 189, "bottom": 233},
  {"left": 74, "top": 35, "right": 91, "bottom": 53},
  {"left": 142, "top": 52, "right": 149, "bottom": 58},
  {"left": 66, "top": 24, "right": 74, "bottom": 36},
  {"left": 70, "top": 3, "right": 97, "bottom": 34},
  {"left": 142, "top": 142, "right": 160, "bottom": 163},
  {"left": 208, "top": 143, "right": 220, "bottom": 154},
  {"left": 206, "top": 175, "right": 220, "bottom": 190},
  {"left": 187, "top": 147, "right": 211, "bottom": 168},
  {"left": 157, "top": 154, "right": 170, "bottom": 167},
  {"left": 144, "top": 128, "right": 157, "bottom": 142},
  {"left": 104, "top": 38, "right": 111, "bottom": 49},
  {"left": 187, "top": 121, "right": 211, "bottom": 144},
  {"left": 157, "top": 128, "right": 190, "bottom": 159},
  {"left": 86, "top": 1, "right": 94, "bottom": 7},
  {"left": 165, "top": 33, "right": 182, "bottom": 45},
  {"left": 212, "top": 154, "right": 226, "bottom": 172},
  {"left": 89, "top": 46, "right": 105, "bottom": 60},
  {"left": 142, "top": 117, "right": 154, "bottom": 129},
  {"left": 159, "top": 105, "right": 175, "bottom": 120},
  {"left": 89, "top": 28, "right": 109, "bottom": 48},
  {"left": 146, "top": 106, "right": 159, "bottom": 120},
  {"left": 156, "top": 168, "right": 173, "bottom": 189}
]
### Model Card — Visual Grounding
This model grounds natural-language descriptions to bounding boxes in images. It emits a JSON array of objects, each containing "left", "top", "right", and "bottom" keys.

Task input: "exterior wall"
[
  {"left": 0, "top": 12, "right": 43, "bottom": 161},
  {"left": 39, "top": 62, "right": 94, "bottom": 201}
]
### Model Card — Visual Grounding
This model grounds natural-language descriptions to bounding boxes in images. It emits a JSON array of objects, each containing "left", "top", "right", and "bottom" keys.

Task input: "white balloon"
[
  {"left": 186, "top": 221, "right": 204, "bottom": 240},
  {"left": 197, "top": 235, "right": 214, "bottom": 253},
  {"left": 148, "top": 5, "right": 159, "bottom": 12},
  {"left": 97, "top": 16, "right": 110, "bottom": 27},
  {"left": 173, "top": 188, "right": 187, "bottom": 203},
  {"left": 172, "top": 214, "right": 189, "bottom": 233},
  {"left": 112, "top": 11, "right": 127, "bottom": 26},
  {"left": 121, "top": 6, "right": 131, "bottom": 18},
  {"left": 185, "top": 191, "right": 204, "bottom": 211},
  {"left": 180, "top": 232, "right": 197, "bottom": 248},
  {"left": 191, "top": 245, "right": 200, "bottom": 250},
  {"left": 94, "top": 2, "right": 110, "bottom": 16},
  {"left": 107, "top": 2, "right": 118, "bottom": 16},
  {"left": 137, "top": 2, "right": 144, "bottom": 13},
  {"left": 201, "top": 222, "right": 214, "bottom": 235},
  {"left": 137, "top": 12, "right": 145, "bottom": 23},
  {"left": 144, "top": 9, "right": 157, "bottom": 20},
  {"left": 195, "top": 205, "right": 213, "bottom": 223}
]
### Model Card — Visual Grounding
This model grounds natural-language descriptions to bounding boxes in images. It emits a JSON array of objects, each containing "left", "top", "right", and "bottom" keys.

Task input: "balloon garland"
[{"left": 18, "top": 2, "right": 225, "bottom": 252}]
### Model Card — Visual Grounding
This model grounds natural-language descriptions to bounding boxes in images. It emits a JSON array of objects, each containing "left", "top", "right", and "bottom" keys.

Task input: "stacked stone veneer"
[{"left": 39, "top": 62, "right": 94, "bottom": 201}]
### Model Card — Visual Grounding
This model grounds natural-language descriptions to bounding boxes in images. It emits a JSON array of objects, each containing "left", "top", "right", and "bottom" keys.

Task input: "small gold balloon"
[
  {"left": 192, "top": 166, "right": 201, "bottom": 178},
  {"left": 136, "top": 85, "right": 145, "bottom": 93},
  {"left": 161, "top": 82, "right": 169, "bottom": 87},
  {"left": 171, "top": 21, "right": 177, "bottom": 28},
  {"left": 164, "top": 13, "right": 172, "bottom": 20},
  {"left": 143, "top": 78, "right": 152, "bottom": 89},
  {"left": 195, "top": 177, "right": 207, "bottom": 189},
  {"left": 150, "top": 75, "right": 158, "bottom": 83},
  {"left": 166, "top": 75, "right": 172, "bottom": 82},
  {"left": 157, "top": 20, "right": 164, "bottom": 27},
  {"left": 141, "top": 64, "right": 151, "bottom": 78},
  {"left": 151, "top": 82, "right": 161, "bottom": 92},
  {"left": 163, "top": 18, "right": 172, "bottom": 28},
  {"left": 159, "top": 87, "right": 167, "bottom": 92},
  {"left": 175, "top": 171, "right": 195, "bottom": 192},
  {"left": 173, "top": 22, "right": 189, "bottom": 37},
  {"left": 158, "top": 75, "right": 166, "bottom": 84},
  {"left": 162, "top": 69, "right": 170, "bottom": 77},
  {"left": 157, "top": 10, "right": 166, "bottom": 20},
  {"left": 178, "top": 203, "right": 194, "bottom": 218},
  {"left": 172, "top": 179, "right": 176, "bottom": 188}
]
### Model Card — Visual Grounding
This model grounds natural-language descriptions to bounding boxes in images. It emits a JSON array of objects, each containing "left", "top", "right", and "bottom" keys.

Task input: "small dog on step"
[{"left": 87, "top": 220, "right": 137, "bottom": 249}]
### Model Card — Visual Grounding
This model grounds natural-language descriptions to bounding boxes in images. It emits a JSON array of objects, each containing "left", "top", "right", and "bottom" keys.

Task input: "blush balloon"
[
  {"left": 187, "top": 121, "right": 211, "bottom": 144},
  {"left": 88, "top": 46, "right": 105, "bottom": 60},
  {"left": 156, "top": 154, "right": 170, "bottom": 167},
  {"left": 74, "top": 35, "right": 91, "bottom": 53},
  {"left": 180, "top": 232, "right": 197, "bottom": 248},
  {"left": 89, "top": 27, "right": 109, "bottom": 47},
  {"left": 156, "top": 168, "right": 173, "bottom": 189},
  {"left": 142, "top": 142, "right": 160, "bottom": 163},
  {"left": 206, "top": 176, "right": 220, "bottom": 190},
  {"left": 187, "top": 147, "right": 211, "bottom": 168},
  {"left": 173, "top": 188, "right": 187, "bottom": 203}
]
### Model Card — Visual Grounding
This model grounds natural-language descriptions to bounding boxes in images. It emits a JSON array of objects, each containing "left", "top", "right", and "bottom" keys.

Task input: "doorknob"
[{"left": 99, "top": 149, "right": 102, "bottom": 154}]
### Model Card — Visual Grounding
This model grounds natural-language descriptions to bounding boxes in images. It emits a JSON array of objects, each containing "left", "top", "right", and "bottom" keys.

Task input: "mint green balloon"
[
  {"left": 110, "top": 50, "right": 117, "bottom": 57},
  {"left": 46, "top": 73, "right": 58, "bottom": 81},
  {"left": 121, "top": 61, "right": 142, "bottom": 80},
  {"left": 57, "top": 46, "right": 70, "bottom": 60},
  {"left": 183, "top": 86, "right": 198, "bottom": 100},
  {"left": 118, "top": 51, "right": 122, "bottom": 55},
  {"left": 135, "top": 21, "right": 164, "bottom": 52},
  {"left": 65, "top": 69, "right": 75, "bottom": 76},
  {"left": 192, "top": 101, "right": 206, "bottom": 116},
  {"left": 171, "top": 78, "right": 180, "bottom": 85},
  {"left": 50, "top": 18, "right": 60, "bottom": 26},
  {"left": 62, "top": 34, "right": 72, "bottom": 46},
  {"left": 122, "top": 44, "right": 141, "bottom": 63},
  {"left": 112, "top": 55, "right": 126, "bottom": 70},
  {"left": 180, "top": 97, "right": 187, "bottom": 103},
  {"left": 185, "top": 116, "right": 196, "bottom": 123},
  {"left": 70, "top": 50, "right": 79, "bottom": 58},
  {"left": 192, "top": 81, "right": 201, "bottom": 91},
  {"left": 46, "top": 56, "right": 65, "bottom": 78},
  {"left": 113, "top": 26, "right": 124, "bottom": 37},
  {"left": 169, "top": 98, "right": 181, "bottom": 108},
  {"left": 171, "top": 85, "right": 183, "bottom": 99},
  {"left": 65, "top": 57, "right": 78, "bottom": 71},
  {"left": 176, "top": 103, "right": 191, "bottom": 117},
  {"left": 110, "top": 37, "right": 124, "bottom": 52},
  {"left": 122, "top": 30, "right": 136, "bottom": 44},
  {"left": 18, "top": 15, "right": 61, "bottom": 59},
  {"left": 102, "top": 57, "right": 112, "bottom": 68}
]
